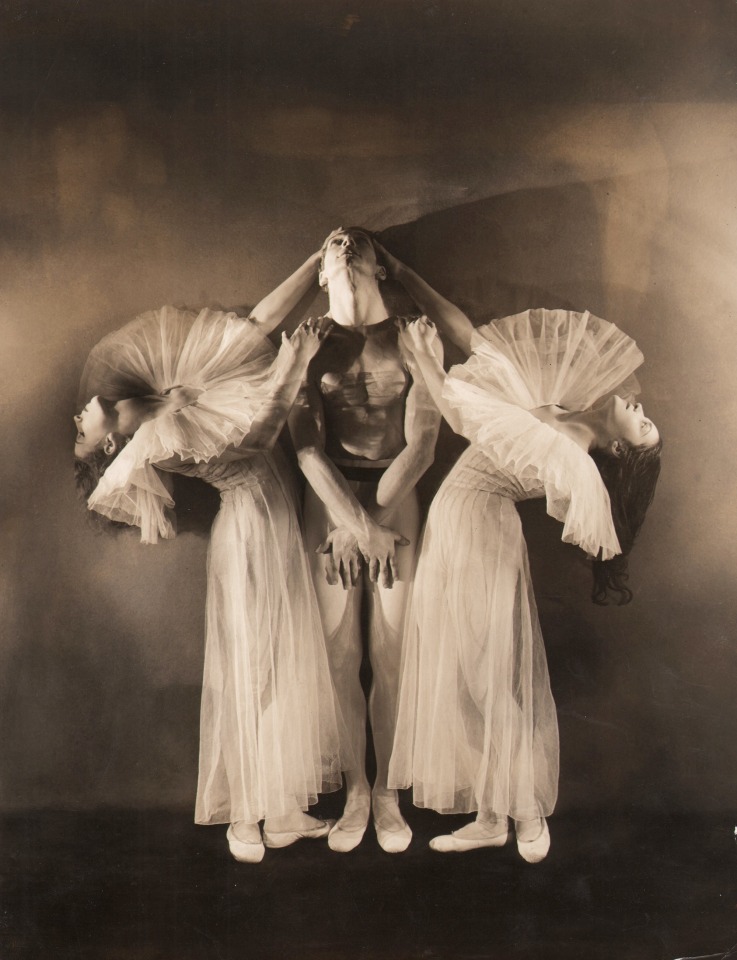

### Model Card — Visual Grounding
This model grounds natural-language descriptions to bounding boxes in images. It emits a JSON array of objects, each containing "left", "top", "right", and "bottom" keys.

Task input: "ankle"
[
  {"left": 371, "top": 785, "right": 398, "bottom": 803},
  {"left": 514, "top": 817, "right": 544, "bottom": 842},
  {"left": 345, "top": 785, "right": 371, "bottom": 807}
]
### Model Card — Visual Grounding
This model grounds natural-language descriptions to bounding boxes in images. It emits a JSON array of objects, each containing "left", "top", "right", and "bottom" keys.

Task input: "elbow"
[{"left": 295, "top": 444, "right": 320, "bottom": 469}]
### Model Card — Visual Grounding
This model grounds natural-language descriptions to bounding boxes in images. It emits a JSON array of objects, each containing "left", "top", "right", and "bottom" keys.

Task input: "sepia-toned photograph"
[{"left": 1, "top": 2, "right": 736, "bottom": 958}]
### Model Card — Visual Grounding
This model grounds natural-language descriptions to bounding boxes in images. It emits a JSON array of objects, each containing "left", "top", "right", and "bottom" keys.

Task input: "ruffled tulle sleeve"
[
  {"left": 78, "top": 306, "right": 275, "bottom": 404},
  {"left": 87, "top": 439, "right": 177, "bottom": 543},
  {"left": 80, "top": 306, "right": 278, "bottom": 543},
  {"left": 460, "top": 308, "right": 644, "bottom": 410},
  {"left": 445, "top": 379, "right": 621, "bottom": 558}
]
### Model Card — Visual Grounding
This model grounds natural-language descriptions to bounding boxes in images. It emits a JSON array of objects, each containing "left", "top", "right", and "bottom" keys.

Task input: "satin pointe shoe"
[
  {"left": 226, "top": 823, "right": 265, "bottom": 863},
  {"left": 372, "top": 793, "right": 412, "bottom": 854},
  {"left": 516, "top": 818, "right": 550, "bottom": 863},
  {"left": 262, "top": 818, "right": 336, "bottom": 849},
  {"left": 429, "top": 820, "right": 510, "bottom": 853},
  {"left": 327, "top": 797, "right": 371, "bottom": 853}
]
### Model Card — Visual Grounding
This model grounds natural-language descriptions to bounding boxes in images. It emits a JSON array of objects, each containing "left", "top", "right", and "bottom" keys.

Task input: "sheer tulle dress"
[
  {"left": 80, "top": 306, "right": 343, "bottom": 824},
  {"left": 388, "top": 309, "right": 643, "bottom": 821}
]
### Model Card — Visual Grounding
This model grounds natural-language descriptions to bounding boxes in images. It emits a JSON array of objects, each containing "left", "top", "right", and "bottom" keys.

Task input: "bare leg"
[
  {"left": 303, "top": 486, "right": 371, "bottom": 851},
  {"left": 368, "top": 490, "right": 419, "bottom": 852}
]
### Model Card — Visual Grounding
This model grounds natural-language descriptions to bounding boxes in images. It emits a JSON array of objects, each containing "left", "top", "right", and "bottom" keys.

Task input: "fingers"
[
  {"left": 316, "top": 536, "right": 333, "bottom": 554},
  {"left": 298, "top": 316, "right": 331, "bottom": 340},
  {"left": 338, "top": 559, "right": 351, "bottom": 590},
  {"left": 380, "top": 557, "right": 394, "bottom": 590},
  {"left": 337, "top": 555, "right": 361, "bottom": 590},
  {"left": 323, "top": 552, "right": 339, "bottom": 587}
]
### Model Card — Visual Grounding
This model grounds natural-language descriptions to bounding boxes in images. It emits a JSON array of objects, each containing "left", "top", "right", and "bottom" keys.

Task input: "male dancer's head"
[{"left": 318, "top": 228, "right": 388, "bottom": 328}]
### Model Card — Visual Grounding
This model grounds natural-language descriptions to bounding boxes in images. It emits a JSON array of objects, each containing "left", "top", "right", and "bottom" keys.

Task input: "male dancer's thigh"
[
  {"left": 370, "top": 488, "right": 420, "bottom": 636},
  {"left": 302, "top": 482, "right": 420, "bottom": 637}
]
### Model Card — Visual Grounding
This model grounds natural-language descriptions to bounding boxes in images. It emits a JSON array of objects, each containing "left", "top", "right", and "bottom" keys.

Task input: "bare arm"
[
  {"left": 247, "top": 250, "right": 322, "bottom": 335},
  {"left": 376, "top": 241, "right": 475, "bottom": 355},
  {"left": 288, "top": 383, "right": 408, "bottom": 588},
  {"left": 157, "top": 322, "right": 325, "bottom": 468},
  {"left": 398, "top": 319, "right": 465, "bottom": 435},
  {"left": 237, "top": 323, "right": 326, "bottom": 452},
  {"left": 370, "top": 343, "right": 443, "bottom": 524}
]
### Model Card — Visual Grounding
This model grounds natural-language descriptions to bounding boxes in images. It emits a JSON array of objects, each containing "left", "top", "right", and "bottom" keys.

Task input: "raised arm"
[
  {"left": 398, "top": 318, "right": 465, "bottom": 435},
  {"left": 375, "top": 241, "right": 475, "bottom": 355},
  {"left": 157, "top": 321, "right": 325, "bottom": 470},
  {"left": 238, "top": 321, "right": 326, "bottom": 451},
  {"left": 247, "top": 250, "right": 322, "bottom": 336}
]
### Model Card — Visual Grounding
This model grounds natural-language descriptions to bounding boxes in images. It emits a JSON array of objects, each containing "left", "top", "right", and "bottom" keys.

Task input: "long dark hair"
[
  {"left": 589, "top": 438, "right": 663, "bottom": 605},
  {"left": 73, "top": 437, "right": 128, "bottom": 531}
]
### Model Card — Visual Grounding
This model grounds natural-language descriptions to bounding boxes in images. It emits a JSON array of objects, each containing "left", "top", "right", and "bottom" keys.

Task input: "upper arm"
[
  {"left": 287, "top": 379, "right": 326, "bottom": 454},
  {"left": 404, "top": 339, "right": 444, "bottom": 449}
]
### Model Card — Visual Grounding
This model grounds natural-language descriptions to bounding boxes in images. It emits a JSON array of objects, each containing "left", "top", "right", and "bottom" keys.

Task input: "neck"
[
  {"left": 324, "top": 271, "right": 389, "bottom": 328},
  {"left": 558, "top": 408, "right": 607, "bottom": 452},
  {"left": 114, "top": 396, "right": 170, "bottom": 436}
]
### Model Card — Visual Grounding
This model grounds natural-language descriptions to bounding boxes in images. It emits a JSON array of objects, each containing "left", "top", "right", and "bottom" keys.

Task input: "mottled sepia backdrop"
[{"left": 2, "top": 0, "right": 736, "bottom": 815}]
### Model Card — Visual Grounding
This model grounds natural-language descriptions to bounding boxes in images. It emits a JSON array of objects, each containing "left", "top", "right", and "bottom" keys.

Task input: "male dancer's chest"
[{"left": 314, "top": 322, "right": 410, "bottom": 461}]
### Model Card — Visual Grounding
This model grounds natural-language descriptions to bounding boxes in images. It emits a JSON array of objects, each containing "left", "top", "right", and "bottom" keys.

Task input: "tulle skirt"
[
  {"left": 389, "top": 474, "right": 559, "bottom": 821},
  {"left": 195, "top": 467, "right": 343, "bottom": 825}
]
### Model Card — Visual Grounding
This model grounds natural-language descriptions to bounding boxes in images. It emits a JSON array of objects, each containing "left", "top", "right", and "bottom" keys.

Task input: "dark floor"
[{"left": 2, "top": 800, "right": 736, "bottom": 960}]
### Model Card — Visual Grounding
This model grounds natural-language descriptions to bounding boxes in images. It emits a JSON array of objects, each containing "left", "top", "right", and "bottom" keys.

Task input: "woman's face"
[
  {"left": 605, "top": 395, "right": 660, "bottom": 449},
  {"left": 73, "top": 396, "right": 117, "bottom": 458}
]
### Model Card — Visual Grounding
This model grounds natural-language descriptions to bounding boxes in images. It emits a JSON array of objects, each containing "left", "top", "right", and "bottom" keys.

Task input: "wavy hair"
[
  {"left": 589, "top": 438, "right": 663, "bottom": 605},
  {"left": 73, "top": 436, "right": 129, "bottom": 532}
]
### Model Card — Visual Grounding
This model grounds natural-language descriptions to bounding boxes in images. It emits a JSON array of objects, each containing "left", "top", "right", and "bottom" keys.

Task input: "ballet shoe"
[
  {"left": 429, "top": 824, "right": 510, "bottom": 853},
  {"left": 375, "top": 820, "right": 412, "bottom": 853},
  {"left": 226, "top": 824, "right": 265, "bottom": 863},
  {"left": 262, "top": 818, "right": 335, "bottom": 849},
  {"left": 372, "top": 794, "right": 412, "bottom": 854},
  {"left": 328, "top": 793, "right": 369, "bottom": 853},
  {"left": 516, "top": 819, "right": 550, "bottom": 863},
  {"left": 327, "top": 819, "right": 368, "bottom": 853}
]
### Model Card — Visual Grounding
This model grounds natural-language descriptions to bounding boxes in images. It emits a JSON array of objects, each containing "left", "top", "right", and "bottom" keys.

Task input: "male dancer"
[{"left": 289, "top": 228, "right": 441, "bottom": 853}]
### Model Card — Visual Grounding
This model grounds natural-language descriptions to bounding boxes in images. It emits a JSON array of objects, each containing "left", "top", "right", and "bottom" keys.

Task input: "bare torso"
[{"left": 311, "top": 318, "right": 410, "bottom": 463}]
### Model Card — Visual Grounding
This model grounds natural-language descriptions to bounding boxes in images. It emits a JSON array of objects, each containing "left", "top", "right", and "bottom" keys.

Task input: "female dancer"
[
  {"left": 74, "top": 252, "right": 347, "bottom": 863},
  {"left": 382, "top": 248, "right": 661, "bottom": 862}
]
